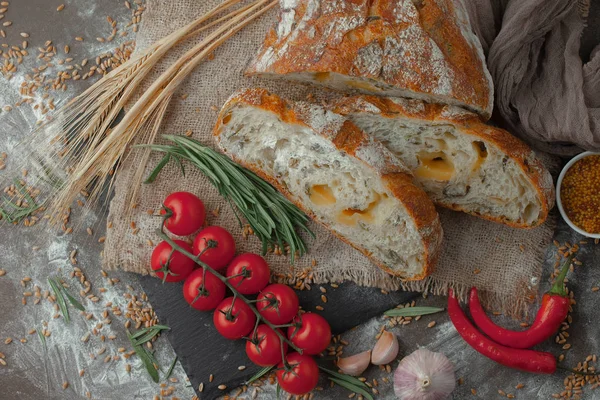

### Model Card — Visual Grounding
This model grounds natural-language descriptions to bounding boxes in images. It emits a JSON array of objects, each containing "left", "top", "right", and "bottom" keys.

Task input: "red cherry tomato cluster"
[{"left": 150, "top": 192, "right": 331, "bottom": 395}]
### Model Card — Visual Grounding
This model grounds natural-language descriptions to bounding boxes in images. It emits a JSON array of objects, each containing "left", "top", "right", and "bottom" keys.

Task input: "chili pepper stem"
[
  {"left": 157, "top": 229, "right": 303, "bottom": 354},
  {"left": 549, "top": 254, "right": 575, "bottom": 296}
]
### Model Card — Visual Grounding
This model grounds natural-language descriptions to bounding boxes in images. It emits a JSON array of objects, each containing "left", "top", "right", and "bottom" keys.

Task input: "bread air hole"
[
  {"left": 346, "top": 79, "right": 381, "bottom": 92},
  {"left": 415, "top": 151, "right": 455, "bottom": 181},
  {"left": 336, "top": 192, "right": 388, "bottom": 226},
  {"left": 314, "top": 72, "right": 330, "bottom": 82},
  {"left": 309, "top": 184, "right": 337, "bottom": 206},
  {"left": 471, "top": 141, "right": 488, "bottom": 172},
  {"left": 222, "top": 112, "right": 232, "bottom": 125}
]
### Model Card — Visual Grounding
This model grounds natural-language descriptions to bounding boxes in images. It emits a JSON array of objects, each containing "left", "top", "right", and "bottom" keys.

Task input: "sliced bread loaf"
[
  {"left": 246, "top": 0, "right": 493, "bottom": 119},
  {"left": 332, "top": 96, "right": 555, "bottom": 228},
  {"left": 214, "top": 88, "right": 443, "bottom": 280}
]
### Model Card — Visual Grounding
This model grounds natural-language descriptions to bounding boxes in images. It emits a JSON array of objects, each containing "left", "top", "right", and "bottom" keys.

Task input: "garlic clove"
[
  {"left": 371, "top": 330, "right": 399, "bottom": 365},
  {"left": 336, "top": 350, "right": 371, "bottom": 376},
  {"left": 394, "top": 348, "right": 456, "bottom": 400}
]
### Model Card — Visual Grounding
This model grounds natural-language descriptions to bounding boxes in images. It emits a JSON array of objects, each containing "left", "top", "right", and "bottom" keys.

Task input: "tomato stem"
[
  {"left": 160, "top": 204, "right": 173, "bottom": 227},
  {"left": 271, "top": 323, "right": 295, "bottom": 329},
  {"left": 158, "top": 229, "right": 303, "bottom": 354},
  {"left": 157, "top": 248, "right": 179, "bottom": 284},
  {"left": 280, "top": 339, "right": 291, "bottom": 370},
  {"left": 226, "top": 266, "right": 251, "bottom": 285}
]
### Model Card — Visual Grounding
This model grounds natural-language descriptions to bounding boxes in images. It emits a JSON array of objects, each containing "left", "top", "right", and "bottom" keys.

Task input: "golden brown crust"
[
  {"left": 247, "top": 0, "right": 493, "bottom": 118},
  {"left": 332, "top": 95, "right": 555, "bottom": 228},
  {"left": 214, "top": 88, "right": 443, "bottom": 280}
]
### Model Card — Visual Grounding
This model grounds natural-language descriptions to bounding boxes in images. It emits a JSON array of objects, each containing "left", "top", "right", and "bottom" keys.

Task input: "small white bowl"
[{"left": 556, "top": 151, "right": 600, "bottom": 239}]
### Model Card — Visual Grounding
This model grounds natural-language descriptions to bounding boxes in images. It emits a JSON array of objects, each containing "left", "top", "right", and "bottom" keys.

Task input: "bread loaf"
[
  {"left": 246, "top": 0, "right": 493, "bottom": 119},
  {"left": 332, "top": 96, "right": 555, "bottom": 228},
  {"left": 214, "top": 88, "right": 443, "bottom": 280}
]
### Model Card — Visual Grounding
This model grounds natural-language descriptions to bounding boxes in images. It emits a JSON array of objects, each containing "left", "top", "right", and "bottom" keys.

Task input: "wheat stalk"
[{"left": 7, "top": 0, "right": 277, "bottom": 222}]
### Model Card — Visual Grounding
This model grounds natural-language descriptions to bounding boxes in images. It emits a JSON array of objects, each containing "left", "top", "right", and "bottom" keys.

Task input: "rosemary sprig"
[
  {"left": 384, "top": 306, "right": 445, "bottom": 318},
  {"left": 62, "top": 289, "right": 85, "bottom": 311},
  {"left": 37, "top": 328, "right": 46, "bottom": 350},
  {"left": 145, "top": 135, "right": 314, "bottom": 263},
  {"left": 130, "top": 325, "right": 170, "bottom": 346},
  {"left": 165, "top": 356, "right": 178, "bottom": 380},
  {"left": 48, "top": 278, "right": 70, "bottom": 323},
  {"left": 129, "top": 336, "right": 159, "bottom": 383},
  {"left": 319, "top": 367, "right": 373, "bottom": 400},
  {"left": 126, "top": 325, "right": 170, "bottom": 383},
  {"left": 246, "top": 365, "right": 274, "bottom": 384},
  {"left": 0, "top": 179, "right": 43, "bottom": 223}
]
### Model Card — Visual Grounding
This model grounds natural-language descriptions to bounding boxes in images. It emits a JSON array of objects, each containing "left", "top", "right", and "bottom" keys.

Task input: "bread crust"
[
  {"left": 332, "top": 95, "right": 555, "bottom": 228},
  {"left": 246, "top": 0, "right": 493, "bottom": 119},
  {"left": 214, "top": 88, "right": 443, "bottom": 280}
]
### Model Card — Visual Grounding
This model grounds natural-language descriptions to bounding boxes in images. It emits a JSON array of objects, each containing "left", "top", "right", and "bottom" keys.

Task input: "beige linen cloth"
[{"left": 104, "top": 0, "right": 557, "bottom": 317}]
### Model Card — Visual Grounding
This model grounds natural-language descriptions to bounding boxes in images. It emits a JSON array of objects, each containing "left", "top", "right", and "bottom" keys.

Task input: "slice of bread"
[
  {"left": 332, "top": 96, "right": 555, "bottom": 228},
  {"left": 214, "top": 88, "right": 443, "bottom": 280},
  {"left": 246, "top": 0, "right": 493, "bottom": 119}
]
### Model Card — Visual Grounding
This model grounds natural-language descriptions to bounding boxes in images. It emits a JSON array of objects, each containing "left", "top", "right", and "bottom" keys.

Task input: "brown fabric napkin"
[
  {"left": 463, "top": 0, "right": 600, "bottom": 155},
  {"left": 104, "top": 0, "right": 556, "bottom": 317}
]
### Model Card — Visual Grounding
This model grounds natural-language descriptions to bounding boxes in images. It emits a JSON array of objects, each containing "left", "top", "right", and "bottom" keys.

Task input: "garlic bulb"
[
  {"left": 371, "top": 330, "right": 399, "bottom": 365},
  {"left": 394, "top": 348, "right": 455, "bottom": 400},
  {"left": 337, "top": 350, "right": 371, "bottom": 376}
]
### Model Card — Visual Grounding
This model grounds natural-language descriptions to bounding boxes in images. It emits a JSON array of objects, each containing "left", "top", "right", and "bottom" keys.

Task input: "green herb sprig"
[
  {"left": 126, "top": 325, "right": 170, "bottom": 383},
  {"left": 145, "top": 135, "right": 314, "bottom": 262},
  {"left": 48, "top": 278, "right": 85, "bottom": 323},
  {"left": 246, "top": 366, "right": 274, "bottom": 384},
  {"left": 384, "top": 306, "right": 445, "bottom": 318},
  {"left": 319, "top": 367, "right": 374, "bottom": 400},
  {"left": 0, "top": 179, "right": 43, "bottom": 223}
]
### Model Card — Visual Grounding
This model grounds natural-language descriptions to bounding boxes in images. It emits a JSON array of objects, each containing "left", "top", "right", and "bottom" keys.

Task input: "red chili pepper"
[
  {"left": 469, "top": 255, "right": 574, "bottom": 349},
  {"left": 448, "top": 289, "right": 556, "bottom": 374}
]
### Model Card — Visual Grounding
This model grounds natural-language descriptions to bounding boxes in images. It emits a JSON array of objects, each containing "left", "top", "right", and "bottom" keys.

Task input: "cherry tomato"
[
  {"left": 183, "top": 268, "right": 226, "bottom": 311},
  {"left": 213, "top": 297, "right": 256, "bottom": 340},
  {"left": 276, "top": 352, "right": 319, "bottom": 395},
  {"left": 287, "top": 313, "right": 331, "bottom": 355},
  {"left": 226, "top": 253, "right": 270, "bottom": 295},
  {"left": 257, "top": 284, "right": 299, "bottom": 325},
  {"left": 161, "top": 192, "right": 206, "bottom": 236},
  {"left": 193, "top": 226, "right": 235, "bottom": 270},
  {"left": 150, "top": 240, "right": 195, "bottom": 283},
  {"left": 246, "top": 325, "right": 288, "bottom": 367}
]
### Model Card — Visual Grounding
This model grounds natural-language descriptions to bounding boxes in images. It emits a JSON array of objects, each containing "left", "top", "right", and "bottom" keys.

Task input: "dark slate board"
[{"left": 140, "top": 276, "right": 418, "bottom": 399}]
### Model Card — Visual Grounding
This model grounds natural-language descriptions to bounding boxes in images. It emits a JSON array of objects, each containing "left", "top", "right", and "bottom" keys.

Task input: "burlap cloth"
[{"left": 104, "top": 0, "right": 558, "bottom": 317}]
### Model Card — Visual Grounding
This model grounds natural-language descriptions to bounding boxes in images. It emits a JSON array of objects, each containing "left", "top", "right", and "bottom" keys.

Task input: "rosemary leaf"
[
  {"left": 0, "top": 179, "right": 43, "bottom": 223},
  {"left": 127, "top": 331, "right": 159, "bottom": 383},
  {"left": 246, "top": 366, "right": 274, "bottom": 384},
  {"left": 165, "top": 356, "right": 178, "bottom": 380},
  {"left": 134, "top": 344, "right": 160, "bottom": 383},
  {"left": 37, "top": 328, "right": 46, "bottom": 350},
  {"left": 61, "top": 287, "right": 85, "bottom": 311},
  {"left": 128, "top": 325, "right": 171, "bottom": 339},
  {"left": 145, "top": 135, "right": 314, "bottom": 262},
  {"left": 48, "top": 278, "right": 69, "bottom": 323},
  {"left": 130, "top": 325, "right": 170, "bottom": 345},
  {"left": 318, "top": 367, "right": 371, "bottom": 391},
  {"left": 133, "top": 329, "right": 162, "bottom": 347},
  {"left": 144, "top": 154, "right": 171, "bottom": 184},
  {"left": 384, "top": 306, "right": 445, "bottom": 318},
  {"left": 328, "top": 377, "right": 374, "bottom": 400},
  {"left": 276, "top": 383, "right": 281, "bottom": 399}
]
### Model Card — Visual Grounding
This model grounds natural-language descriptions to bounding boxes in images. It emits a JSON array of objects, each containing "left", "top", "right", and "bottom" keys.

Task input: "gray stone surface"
[{"left": 0, "top": 1, "right": 599, "bottom": 400}]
